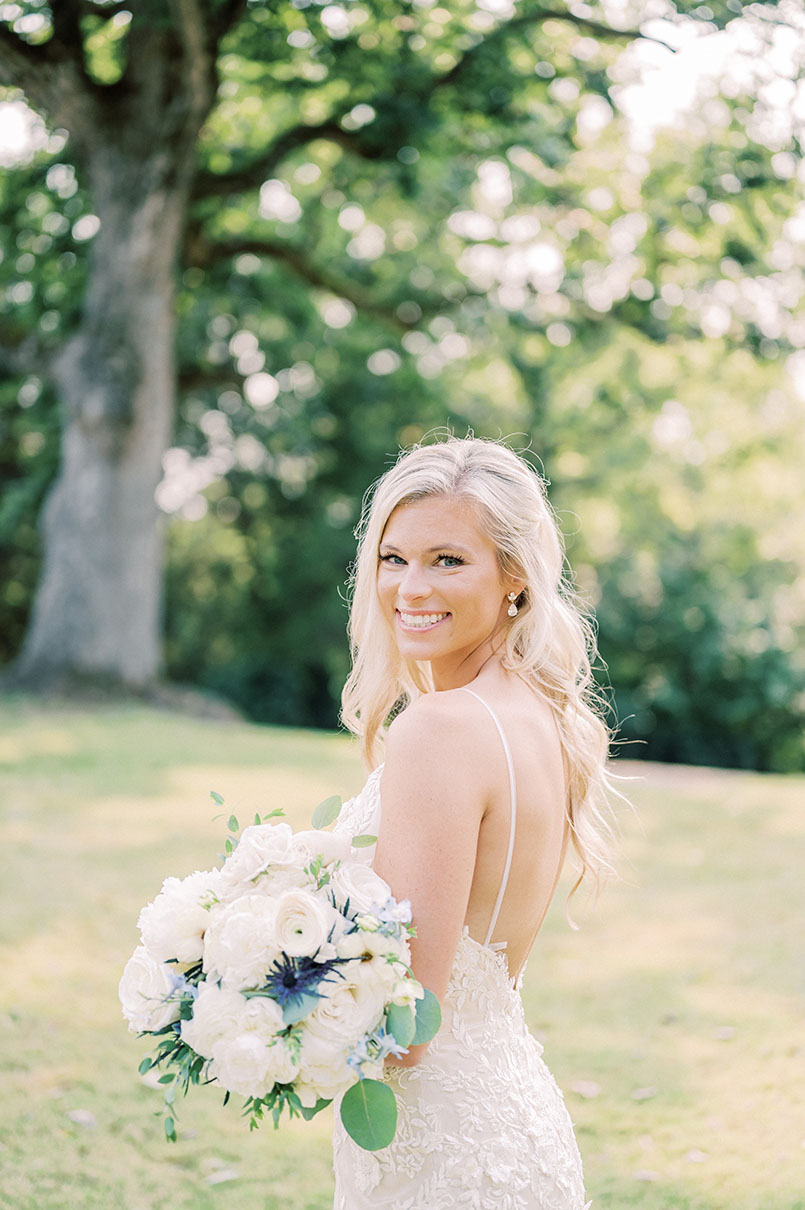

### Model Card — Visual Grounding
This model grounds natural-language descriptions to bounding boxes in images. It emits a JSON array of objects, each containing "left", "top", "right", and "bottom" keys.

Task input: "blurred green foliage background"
[{"left": 0, "top": 0, "right": 803, "bottom": 769}]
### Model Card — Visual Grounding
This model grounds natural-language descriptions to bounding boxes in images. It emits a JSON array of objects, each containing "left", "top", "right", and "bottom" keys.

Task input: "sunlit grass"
[{"left": 1, "top": 694, "right": 802, "bottom": 1210}]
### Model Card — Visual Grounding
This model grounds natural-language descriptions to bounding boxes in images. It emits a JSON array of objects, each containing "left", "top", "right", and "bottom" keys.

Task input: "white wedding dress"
[{"left": 332, "top": 688, "right": 590, "bottom": 1209}]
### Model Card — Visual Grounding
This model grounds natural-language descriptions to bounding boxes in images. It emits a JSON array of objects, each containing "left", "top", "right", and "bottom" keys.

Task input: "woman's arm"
[{"left": 373, "top": 693, "right": 488, "bottom": 1066}]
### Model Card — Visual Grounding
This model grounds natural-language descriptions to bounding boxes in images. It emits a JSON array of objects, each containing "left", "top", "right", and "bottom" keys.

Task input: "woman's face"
[{"left": 377, "top": 494, "right": 518, "bottom": 685}]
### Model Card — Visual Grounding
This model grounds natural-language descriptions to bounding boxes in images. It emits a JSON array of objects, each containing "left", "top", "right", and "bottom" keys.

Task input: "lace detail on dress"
[{"left": 332, "top": 767, "right": 589, "bottom": 1210}]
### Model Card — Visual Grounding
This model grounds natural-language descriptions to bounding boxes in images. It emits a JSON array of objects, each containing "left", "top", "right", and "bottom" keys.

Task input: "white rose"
[
  {"left": 219, "top": 822, "right": 296, "bottom": 892},
  {"left": 273, "top": 888, "right": 336, "bottom": 958},
  {"left": 137, "top": 868, "right": 222, "bottom": 964},
  {"left": 328, "top": 862, "right": 391, "bottom": 918},
  {"left": 291, "top": 829, "right": 351, "bottom": 868},
  {"left": 264, "top": 1036, "right": 300, "bottom": 1085},
  {"left": 203, "top": 894, "right": 280, "bottom": 989},
  {"left": 297, "top": 1025, "right": 354, "bottom": 1101},
  {"left": 308, "top": 975, "right": 386, "bottom": 1044},
  {"left": 180, "top": 981, "right": 248, "bottom": 1057},
  {"left": 119, "top": 946, "right": 180, "bottom": 1034},
  {"left": 250, "top": 864, "right": 311, "bottom": 899},
  {"left": 209, "top": 1034, "right": 276, "bottom": 1100}
]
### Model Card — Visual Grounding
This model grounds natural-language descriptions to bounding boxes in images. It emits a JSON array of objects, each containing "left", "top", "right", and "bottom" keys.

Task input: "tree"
[
  {"left": 0, "top": 0, "right": 721, "bottom": 688},
  {"left": 0, "top": 1, "right": 803, "bottom": 770}
]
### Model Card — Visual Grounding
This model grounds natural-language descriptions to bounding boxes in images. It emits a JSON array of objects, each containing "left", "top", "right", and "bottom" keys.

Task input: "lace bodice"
[{"left": 331, "top": 747, "right": 589, "bottom": 1209}]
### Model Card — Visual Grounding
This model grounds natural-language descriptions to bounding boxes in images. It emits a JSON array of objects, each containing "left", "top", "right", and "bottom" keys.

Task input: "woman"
[{"left": 331, "top": 436, "right": 614, "bottom": 1209}]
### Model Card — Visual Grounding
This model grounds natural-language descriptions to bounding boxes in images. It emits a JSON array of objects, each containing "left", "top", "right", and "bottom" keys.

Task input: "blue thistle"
[{"left": 245, "top": 952, "right": 354, "bottom": 1026}]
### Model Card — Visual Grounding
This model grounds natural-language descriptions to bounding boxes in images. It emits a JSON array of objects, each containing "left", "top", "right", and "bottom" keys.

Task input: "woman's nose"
[{"left": 398, "top": 562, "right": 430, "bottom": 601}]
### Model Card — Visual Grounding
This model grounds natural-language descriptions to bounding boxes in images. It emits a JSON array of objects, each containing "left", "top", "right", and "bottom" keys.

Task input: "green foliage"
[
  {"left": 1, "top": 2, "right": 803, "bottom": 768},
  {"left": 411, "top": 988, "right": 442, "bottom": 1046},
  {"left": 339, "top": 1077, "right": 398, "bottom": 1151},
  {"left": 312, "top": 793, "right": 342, "bottom": 829}
]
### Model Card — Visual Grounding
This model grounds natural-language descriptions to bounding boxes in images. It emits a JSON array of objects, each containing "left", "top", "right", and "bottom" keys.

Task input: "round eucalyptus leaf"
[
  {"left": 412, "top": 988, "right": 442, "bottom": 1045},
  {"left": 386, "top": 1002, "right": 415, "bottom": 1048},
  {"left": 340, "top": 1078, "right": 397, "bottom": 1151},
  {"left": 312, "top": 794, "right": 342, "bottom": 829}
]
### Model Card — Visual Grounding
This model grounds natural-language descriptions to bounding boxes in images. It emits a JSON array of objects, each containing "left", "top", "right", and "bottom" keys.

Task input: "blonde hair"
[{"left": 341, "top": 435, "right": 618, "bottom": 897}]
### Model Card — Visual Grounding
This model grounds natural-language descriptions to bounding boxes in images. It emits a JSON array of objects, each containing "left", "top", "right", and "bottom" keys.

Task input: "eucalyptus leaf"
[
  {"left": 412, "top": 988, "right": 442, "bottom": 1045},
  {"left": 312, "top": 794, "right": 342, "bottom": 829},
  {"left": 281, "top": 991, "right": 321, "bottom": 1025},
  {"left": 351, "top": 833, "right": 377, "bottom": 848},
  {"left": 340, "top": 1078, "right": 397, "bottom": 1151},
  {"left": 386, "top": 1002, "right": 415, "bottom": 1048},
  {"left": 300, "top": 1096, "right": 332, "bottom": 1121},
  {"left": 227, "top": 813, "right": 239, "bottom": 833},
  {"left": 210, "top": 791, "right": 224, "bottom": 805}
]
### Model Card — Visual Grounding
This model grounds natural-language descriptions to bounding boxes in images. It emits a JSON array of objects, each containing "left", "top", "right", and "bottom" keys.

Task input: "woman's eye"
[
  {"left": 378, "top": 553, "right": 405, "bottom": 565},
  {"left": 438, "top": 554, "right": 464, "bottom": 568}
]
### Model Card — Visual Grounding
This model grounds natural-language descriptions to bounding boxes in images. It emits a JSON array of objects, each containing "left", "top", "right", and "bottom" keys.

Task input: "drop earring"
[{"left": 507, "top": 591, "right": 519, "bottom": 618}]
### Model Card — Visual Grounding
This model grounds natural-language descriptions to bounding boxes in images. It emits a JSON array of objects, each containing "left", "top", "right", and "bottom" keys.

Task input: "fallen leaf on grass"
[
  {"left": 569, "top": 1080, "right": 601, "bottom": 1099},
  {"left": 67, "top": 1109, "right": 97, "bottom": 1129}
]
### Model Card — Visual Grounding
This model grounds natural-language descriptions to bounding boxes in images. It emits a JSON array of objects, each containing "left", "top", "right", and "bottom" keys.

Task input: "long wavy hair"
[{"left": 341, "top": 435, "right": 619, "bottom": 898}]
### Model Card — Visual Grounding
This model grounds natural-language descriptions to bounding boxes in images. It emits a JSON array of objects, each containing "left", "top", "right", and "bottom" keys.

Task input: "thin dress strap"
[{"left": 458, "top": 687, "right": 517, "bottom": 948}]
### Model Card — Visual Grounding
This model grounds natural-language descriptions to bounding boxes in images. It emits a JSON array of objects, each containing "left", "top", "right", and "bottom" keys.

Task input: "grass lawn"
[{"left": 1, "top": 693, "right": 802, "bottom": 1210}]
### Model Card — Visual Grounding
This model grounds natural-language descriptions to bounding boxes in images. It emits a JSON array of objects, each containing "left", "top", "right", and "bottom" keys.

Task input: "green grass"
[{"left": 1, "top": 694, "right": 803, "bottom": 1210}]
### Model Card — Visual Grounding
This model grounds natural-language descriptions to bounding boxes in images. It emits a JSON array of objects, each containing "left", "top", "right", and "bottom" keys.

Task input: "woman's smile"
[{"left": 396, "top": 609, "right": 451, "bottom": 632}]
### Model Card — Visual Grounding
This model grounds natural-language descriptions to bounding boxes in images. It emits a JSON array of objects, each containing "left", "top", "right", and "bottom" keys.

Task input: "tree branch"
[
  {"left": 428, "top": 6, "right": 674, "bottom": 98},
  {"left": 0, "top": 19, "right": 102, "bottom": 137},
  {"left": 193, "top": 119, "right": 373, "bottom": 200},
  {"left": 189, "top": 235, "right": 414, "bottom": 331},
  {"left": 191, "top": 5, "right": 674, "bottom": 203}
]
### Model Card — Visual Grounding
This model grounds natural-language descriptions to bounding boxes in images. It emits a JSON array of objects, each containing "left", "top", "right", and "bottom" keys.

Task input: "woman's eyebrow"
[{"left": 379, "top": 542, "right": 472, "bottom": 554}]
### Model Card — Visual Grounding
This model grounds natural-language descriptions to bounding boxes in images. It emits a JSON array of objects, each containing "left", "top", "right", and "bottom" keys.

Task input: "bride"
[{"left": 331, "top": 436, "right": 614, "bottom": 1209}]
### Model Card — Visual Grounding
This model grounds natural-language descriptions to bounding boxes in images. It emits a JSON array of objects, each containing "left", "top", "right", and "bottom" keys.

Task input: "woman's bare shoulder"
[{"left": 385, "top": 689, "right": 496, "bottom": 769}]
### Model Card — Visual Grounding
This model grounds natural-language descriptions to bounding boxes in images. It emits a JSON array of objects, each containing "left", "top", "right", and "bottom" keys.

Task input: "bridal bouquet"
[{"left": 119, "top": 794, "right": 440, "bottom": 1151}]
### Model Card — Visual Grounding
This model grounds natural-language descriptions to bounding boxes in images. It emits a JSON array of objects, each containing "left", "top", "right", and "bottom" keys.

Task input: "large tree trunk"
[
  {"left": 15, "top": 149, "right": 187, "bottom": 687},
  {"left": 1, "top": 4, "right": 221, "bottom": 690}
]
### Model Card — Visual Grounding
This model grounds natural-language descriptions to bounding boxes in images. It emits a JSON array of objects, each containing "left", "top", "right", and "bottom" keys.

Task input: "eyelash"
[{"left": 378, "top": 553, "right": 465, "bottom": 568}]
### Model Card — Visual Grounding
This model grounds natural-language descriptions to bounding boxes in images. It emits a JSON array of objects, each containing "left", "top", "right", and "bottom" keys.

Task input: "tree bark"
[{"left": 14, "top": 148, "right": 188, "bottom": 687}]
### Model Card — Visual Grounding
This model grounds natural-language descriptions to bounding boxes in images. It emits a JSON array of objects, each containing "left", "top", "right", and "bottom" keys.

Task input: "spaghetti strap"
[{"left": 458, "top": 686, "right": 517, "bottom": 948}]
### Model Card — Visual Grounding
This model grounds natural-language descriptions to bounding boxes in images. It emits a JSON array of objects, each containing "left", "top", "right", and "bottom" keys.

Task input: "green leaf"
[
  {"left": 138, "top": 1057, "right": 153, "bottom": 1075},
  {"left": 412, "top": 989, "right": 442, "bottom": 1045},
  {"left": 157, "top": 1073, "right": 175, "bottom": 1085},
  {"left": 210, "top": 791, "right": 224, "bottom": 805},
  {"left": 262, "top": 808, "right": 285, "bottom": 820},
  {"left": 227, "top": 813, "right": 239, "bottom": 833},
  {"left": 312, "top": 794, "right": 342, "bottom": 829},
  {"left": 351, "top": 833, "right": 377, "bottom": 847},
  {"left": 385, "top": 1003, "right": 415, "bottom": 1048},
  {"left": 164, "top": 1116, "right": 176, "bottom": 1143},
  {"left": 224, "top": 838, "right": 234, "bottom": 854},
  {"left": 281, "top": 991, "right": 321, "bottom": 1025},
  {"left": 340, "top": 1079, "right": 397, "bottom": 1151},
  {"left": 254, "top": 812, "right": 261, "bottom": 825},
  {"left": 300, "top": 1096, "right": 332, "bottom": 1121}
]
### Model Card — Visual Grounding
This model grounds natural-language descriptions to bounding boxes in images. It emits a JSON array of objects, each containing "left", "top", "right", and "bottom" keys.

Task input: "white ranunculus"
[
  {"left": 209, "top": 1034, "right": 276, "bottom": 1100},
  {"left": 119, "top": 946, "right": 180, "bottom": 1034},
  {"left": 137, "top": 868, "right": 222, "bottom": 964},
  {"left": 291, "top": 829, "right": 351, "bottom": 868},
  {"left": 219, "top": 822, "right": 296, "bottom": 892},
  {"left": 328, "top": 862, "right": 391, "bottom": 918},
  {"left": 273, "top": 888, "right": 335, "bottom": 958},
  {"left": 180, "top": 981, "right": 248, "bottom": 1057},
  {"left": 202, "top": 894, "right": 280, "bottom": 989}
]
